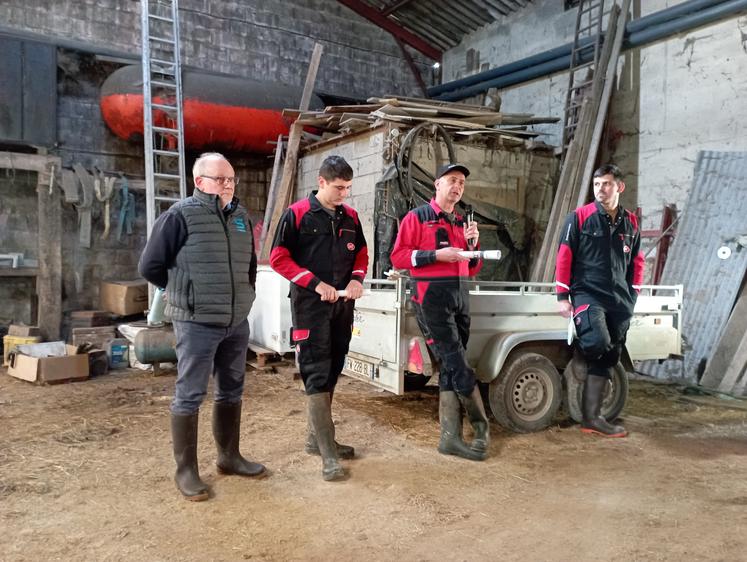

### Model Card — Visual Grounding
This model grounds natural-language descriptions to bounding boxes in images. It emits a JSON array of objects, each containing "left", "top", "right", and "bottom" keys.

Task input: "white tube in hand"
[
  {"left": 336, "top": 289, "right": 372, "bottom": 297},
  {"left": 457, "top": 250, "right": 502, "bottom": 260}
]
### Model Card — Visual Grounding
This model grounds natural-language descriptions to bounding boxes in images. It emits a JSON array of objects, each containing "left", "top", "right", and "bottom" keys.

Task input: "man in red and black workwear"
[
  {"left": 270, "top": 155, "right": 368, "bottom": 481},
  {"left": 556, "top": 164, "right": 644, "bottom": 438},
  {"left": 391, "top": 163, "right": 490, "bottom": 462}
]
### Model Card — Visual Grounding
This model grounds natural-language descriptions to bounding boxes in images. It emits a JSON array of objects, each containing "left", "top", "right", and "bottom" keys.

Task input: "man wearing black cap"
[{"left": 390, "top": 163, "right": 490, "bottom": 461}]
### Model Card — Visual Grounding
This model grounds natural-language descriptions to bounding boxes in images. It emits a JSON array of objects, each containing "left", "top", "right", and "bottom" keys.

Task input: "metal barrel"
[{"left": 134, "top": 328, "right": 177, "bottom": 363}]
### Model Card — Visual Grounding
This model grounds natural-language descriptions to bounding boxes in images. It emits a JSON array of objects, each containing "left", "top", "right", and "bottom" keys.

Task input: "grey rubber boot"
[
  {"left": 305, "top": 425, "right": 355, "bottom": 459},
  {"left": 213, "top": 401, "right": 267, "bottom": 477},
  {"left": 305, "top": 390, "right": 355, "bottom": 459},
  {"left": 581, "top": 374, "right": 627, "bottom": 437},
  {"left": 171, "top": 413, "right": 209, "bottom": 501},
  {"left": 437, "top": 391, "right": 486, "bottom": 461},
  {"left": 308, "top": 393, "right": 345, "bottom": 481},
  {"left": 458, "top": 386, "right": 490, "bottom": 455}
]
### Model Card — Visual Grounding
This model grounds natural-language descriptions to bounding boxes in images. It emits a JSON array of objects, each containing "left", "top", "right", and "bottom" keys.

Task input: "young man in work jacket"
[
  {"left": 390, "top": 163, "right": 490, "bottom": 462},
  {"left": 139, "top": 152, "right": 265, "bottom": 502},
  {"left": 270, "top": 155, "right": 368, "bottom": 481},
  {"left": 556, "top": 164, "right": 644, "bottom": 438}
]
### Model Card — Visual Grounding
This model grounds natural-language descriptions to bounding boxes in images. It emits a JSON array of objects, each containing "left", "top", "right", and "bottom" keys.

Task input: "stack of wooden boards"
[{"left": 283, "top": 95, "right": 559, "bottom": 147}]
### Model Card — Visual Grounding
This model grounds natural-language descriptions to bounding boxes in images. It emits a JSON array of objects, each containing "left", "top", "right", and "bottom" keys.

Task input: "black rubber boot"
[
  {"left": 581, "top": 374, "right": 627, "bottom": 438},
  {"left": 437, "top": 391, "right": 486, "bottom": 461},
  {"left": 458, "top": 386, "right": 490, "bottom": 455},
  {"left": 171, "top": 413, "right": 209, "bottom": 501},
  {"left": 308, "top": 393, "right": 345, "bottom": 481},
  {"left": 305, "top": 390, "right": 355, "bottom": 459},
  {"left": 213, "top": 401, "right": 266, "bottom": 477}
]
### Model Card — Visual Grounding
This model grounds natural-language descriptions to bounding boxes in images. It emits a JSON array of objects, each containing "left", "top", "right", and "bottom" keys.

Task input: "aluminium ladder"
[
  {"left": 560, "top": 0, "right": 606, "bottom": 163},
  {"left": 141, "top": 0, "right": 187, "bottom": 237}
]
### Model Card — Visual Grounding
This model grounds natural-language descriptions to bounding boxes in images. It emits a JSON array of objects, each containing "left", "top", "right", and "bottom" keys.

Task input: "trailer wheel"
[
  {"left": 564, "top": 360, "right": 629, "bottom": 424},
  {"left": 489, "top": 351, "right": 563, "bottom": 433}
]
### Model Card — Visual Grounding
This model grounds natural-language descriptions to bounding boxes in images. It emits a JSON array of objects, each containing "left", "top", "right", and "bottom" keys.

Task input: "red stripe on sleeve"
[
  {"left": 556, "top": 244, "right": 573, "bottom": 295},
  {"left": 632, "top": 250, "right": 645, "bottom": 289},
  {"left": 270, "top": 246, "right": 315, "bottom": 289}
]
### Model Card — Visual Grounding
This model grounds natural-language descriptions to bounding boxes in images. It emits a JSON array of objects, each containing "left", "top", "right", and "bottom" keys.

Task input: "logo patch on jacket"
[
  {"left": 347, "top": 242, "right": 355, "bottom": 251},
  {"left": 623, "top": 245, "right": 631, "bottom": 254},
  {"left": 233, "top": 218, "right": 247, "bottom": 232}
]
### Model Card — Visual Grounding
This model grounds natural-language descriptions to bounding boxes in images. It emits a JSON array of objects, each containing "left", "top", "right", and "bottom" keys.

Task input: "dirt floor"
[{"left": 2, "top": 360, "right": 747, "bottom": 562}]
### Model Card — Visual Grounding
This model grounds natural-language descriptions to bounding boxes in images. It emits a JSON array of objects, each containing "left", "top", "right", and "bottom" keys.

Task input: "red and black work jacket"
[
  {"left": 270, "top": 192, "right": 368, "bottom": 291},
  {"left": 390, "top": 199, "right": 482, "bottom": 301},
  {"left": 556, "top": 201, "right": 645, "bottom": 313}
]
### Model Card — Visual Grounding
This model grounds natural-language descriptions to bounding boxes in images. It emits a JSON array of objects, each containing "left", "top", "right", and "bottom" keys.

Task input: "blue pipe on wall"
[{"left": 429, "top": 0, "right": 739, "bottom": 99}]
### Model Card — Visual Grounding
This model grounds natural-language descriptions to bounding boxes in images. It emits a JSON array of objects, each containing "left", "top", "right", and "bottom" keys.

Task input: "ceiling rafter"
[{"left": 336, "top": 0, "right": 442, "bottom": 60}]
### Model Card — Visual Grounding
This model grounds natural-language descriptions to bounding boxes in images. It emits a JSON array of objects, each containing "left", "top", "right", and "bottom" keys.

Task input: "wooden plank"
[
  {"left": 375, "top": 104, "right": 439, "bottom": 117},
  {"left": 700, "top": 282, "right": 747, "bottom": 390},
  {"left": 36, "top": 160, "right": 63, "bottom": 340},
  {"left": 258, "top": 135, "right": 285, "bottom": 261},
  {"left": 529, "top": 104, "right": 584, "bottom": 282},
  {"left": 501, "top": 116, "right": 561, "bottom": 126},
  {"left": 324, "top": 104, "right": 383, "bottom": 113},
  {"left": 259, "top": 43, "right": 323, "bottom": 260},
  {"left": 723, "top": 332, "right": 747, "bottom": 396},
  {"left": 369, "top": 95, "right": 499, "bottom": 113}
]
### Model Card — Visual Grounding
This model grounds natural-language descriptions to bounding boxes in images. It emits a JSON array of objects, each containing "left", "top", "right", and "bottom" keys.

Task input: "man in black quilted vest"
[{"left": 139, "top": 152, "right": 265, "bottom": 501}]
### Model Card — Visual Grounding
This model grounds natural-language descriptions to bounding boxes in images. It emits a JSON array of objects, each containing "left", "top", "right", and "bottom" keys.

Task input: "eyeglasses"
[{"left": 201, "top": 175, "right": 239, "bottom": 186}]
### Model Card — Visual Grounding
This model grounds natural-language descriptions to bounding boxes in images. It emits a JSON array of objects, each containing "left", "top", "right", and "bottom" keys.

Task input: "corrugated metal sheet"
[
  {"left": 640, "top": 151, "right": 747, "bottom": 381},
  {"left": 363, "top": 0, "right": 533, "bottom": 51}
]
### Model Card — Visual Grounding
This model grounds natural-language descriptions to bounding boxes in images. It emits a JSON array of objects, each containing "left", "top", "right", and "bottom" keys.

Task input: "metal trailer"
[{"left": 343, "top": 277, "right": 683, "bottom": 433}]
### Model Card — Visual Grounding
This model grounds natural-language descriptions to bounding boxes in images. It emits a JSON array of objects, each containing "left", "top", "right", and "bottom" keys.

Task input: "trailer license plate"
[{"left": 346, "top": 357, "right": 373, "bottom": 378}]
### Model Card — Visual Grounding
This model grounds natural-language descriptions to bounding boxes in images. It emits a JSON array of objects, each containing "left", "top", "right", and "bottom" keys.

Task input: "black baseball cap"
[{"left": 436, "top": 163, "right": 470, "bottom": 180}]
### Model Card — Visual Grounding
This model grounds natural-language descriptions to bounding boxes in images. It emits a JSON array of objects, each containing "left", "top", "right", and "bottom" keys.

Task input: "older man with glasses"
[{"left": 139, "top": 152, "right": 266, "bottom": 502}]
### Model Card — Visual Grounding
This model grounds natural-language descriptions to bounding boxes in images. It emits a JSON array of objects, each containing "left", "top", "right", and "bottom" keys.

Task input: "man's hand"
[
  {"left": 342, "top": 279, "right": 363, "bottom": 301},
  {"left": 464, "top": 221, "right": 479, "bottom": 249},
  {"left": 436, "top": 247, "right": 470, "bottom": 263},
  {"left": 315, "top": 281, "right": 338, "bottom": 303},
  {"left": 557, "top": 300, "right": 573, "bottom": 318}
]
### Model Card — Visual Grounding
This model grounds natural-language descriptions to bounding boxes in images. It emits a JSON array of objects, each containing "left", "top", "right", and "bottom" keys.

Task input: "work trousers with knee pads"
[
  {"left": 412, "top": 280, "right": 476, "bottom": 395},
  {"left": 573, "top": 303, "right": 631, "bottom": 379},
  {"left": 291, "top": 287, "right": 355, "bottom": 395}
]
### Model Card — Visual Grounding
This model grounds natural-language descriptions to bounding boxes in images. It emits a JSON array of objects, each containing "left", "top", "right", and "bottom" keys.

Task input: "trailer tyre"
[
  {"left": 489, "top": 351, "right": 563, "bottom": 433},
  {"left": 564, "top": 361, "right": 629, "bottom": 424}
]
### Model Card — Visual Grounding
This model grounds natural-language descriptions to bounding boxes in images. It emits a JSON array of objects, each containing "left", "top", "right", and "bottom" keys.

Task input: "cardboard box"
[
  {"left": 7, "top": 344, "right": 89, "bottom": 384},
  {"left": 100, "top": 279, "right": 148, "bottom": 316},
  {"left": 70, "top": 310, "right": 112, "bottom": 328},
  {"left": 8, "top": 324, "right": 41, "bottom": 337}
]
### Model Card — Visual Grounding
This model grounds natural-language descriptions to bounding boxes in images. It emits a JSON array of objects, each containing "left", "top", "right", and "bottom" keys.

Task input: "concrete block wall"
[
  {"left": 441, "top": 0, "right": 747, "bottom": 238},
  {"left": 1, "top": 0, "right": 430, "bottom": 99},
  {"left": 61, "top": 194, "right": 148, "bottom": 313},
  {"left": 57, "top": 94, "right": 145, "bottom": 176},
  {"left": 298, "top": 129, "right": 388, "bottom": 262}
]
